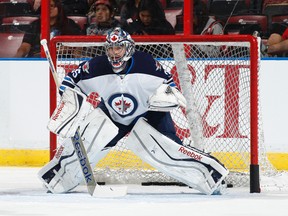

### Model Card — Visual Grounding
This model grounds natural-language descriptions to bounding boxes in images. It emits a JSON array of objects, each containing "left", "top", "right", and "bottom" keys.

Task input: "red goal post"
[{"left": 49, "top": 34, "right": 262, "bottom": 193}]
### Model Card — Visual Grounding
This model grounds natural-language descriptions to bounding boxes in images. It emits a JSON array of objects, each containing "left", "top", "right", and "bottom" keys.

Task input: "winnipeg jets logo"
[
  {"left": 108, "top": 93, "right": 138, "bottom": 117},
  {"left": 115, "top": 97, "right": 131, "bottom": 113}
]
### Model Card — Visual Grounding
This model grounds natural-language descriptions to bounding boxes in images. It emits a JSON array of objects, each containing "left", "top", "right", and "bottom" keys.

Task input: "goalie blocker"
[{"left": 125, "top": 118, "right": 229, "bottom": 195}]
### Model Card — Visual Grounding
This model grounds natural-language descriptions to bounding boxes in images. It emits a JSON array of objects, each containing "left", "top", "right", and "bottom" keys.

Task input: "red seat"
[
  {"left": 262, "top": 1, "right": 288, "bottom": 33},
  {"left": 262, "top": 0, "right": 288, "bottom": 17},
  {"left": 0, "top": 32, "right": 24, "bottom": 57},
  {"left": 0, "top": 0, "right": 33, "bottom": 3},
  {"left": 227, "top": 15, "right": 268, "bottom": 33},
  {"left": 1, "top": 16, "right": 38, "bottom": 33},
  {"left": 67, "top": 16, "right": 87, "bottom": 31},
  {"left": 271, "top": 14, "right": 288, "bottom": 34},
  {"left": 262, "top": 0, "right": 288, "bottom": 8},
  {"left": 272, "top": 14, "right": 288, "bottom": 23},
  {"left": 2, "top": 16, "right": 38, "bottom": 24}
]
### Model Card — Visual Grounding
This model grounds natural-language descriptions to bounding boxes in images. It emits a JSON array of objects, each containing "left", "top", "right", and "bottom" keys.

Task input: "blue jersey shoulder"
[
  {"left": 85, "top": 55, "right": 114, "bottom": 78},
  {"left": 131, "top": 51, "right": 170, "bottom": 80},
  {"left": 66, "top": 51, "right": 171, "bottom": 83}
]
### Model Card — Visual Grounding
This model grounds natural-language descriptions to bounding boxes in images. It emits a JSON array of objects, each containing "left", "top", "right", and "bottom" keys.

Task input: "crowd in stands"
[
  {"left": 0, "top": 0, "right": 287, "bottom": 57},
  {"left": 15, "top": 0, "right": 83, "bottom": 57}
]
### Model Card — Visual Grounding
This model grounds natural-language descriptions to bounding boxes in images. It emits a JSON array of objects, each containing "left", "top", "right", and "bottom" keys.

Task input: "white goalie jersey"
[{"left": 60, "top": 50, "right": 185, "bottom": 126}]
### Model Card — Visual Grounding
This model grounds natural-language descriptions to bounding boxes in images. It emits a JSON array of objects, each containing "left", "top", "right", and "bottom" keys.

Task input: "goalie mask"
[{"left": 105, "top": 27, "right": 135, "bottom": 73}]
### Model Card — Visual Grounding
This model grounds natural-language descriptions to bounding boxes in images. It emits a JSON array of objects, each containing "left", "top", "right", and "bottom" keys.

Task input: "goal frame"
[{"left": 49, "top": 34, "right": 260, "bottom": 193}]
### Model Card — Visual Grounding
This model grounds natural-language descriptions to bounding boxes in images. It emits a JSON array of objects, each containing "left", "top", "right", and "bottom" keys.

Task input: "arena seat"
[
  {"left": 262, "top": 0, "right": 288, "bottom": 32},
  {"left": 262, "top": 0, "right": 288, "bottom": 15},
  {"left": 0, "top": 32, "right": 24, "bottom": 57},
  {"left": 67, "top": 16, "right": 87, "bottom": 31},
  {"left": 0, "top": 0, "right": 33, "bottom": 3},
  {"left": 272, "top": 14, "right": 288, "bottom": 23},
  {"left": 1, "top": 15, "right": 38, "bottom": 32},
  {"left": 2, "top": 15, "right": 38, "bottom": 24},
  {"left": 224, "top": 14, "right": 268, "bottom": 36},
  {"left": 209, "top": 0, "right": 251, "bottom": 21},
  {"left": 0, "top": 1, "right": 33, "bottom": 22},
  {"left": 271, "top": 14, "right": 288, "bottom": 34}
]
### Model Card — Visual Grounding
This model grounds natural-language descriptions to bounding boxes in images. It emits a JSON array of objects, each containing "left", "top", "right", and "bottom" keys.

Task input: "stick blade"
[{"left": 92, "top": 185, "right": 128, "bottom": 198}]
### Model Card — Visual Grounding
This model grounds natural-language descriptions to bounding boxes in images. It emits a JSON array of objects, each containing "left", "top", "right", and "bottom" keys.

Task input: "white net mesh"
[{"left": 52, "top": 37, "right": 278, "bottom": 189}]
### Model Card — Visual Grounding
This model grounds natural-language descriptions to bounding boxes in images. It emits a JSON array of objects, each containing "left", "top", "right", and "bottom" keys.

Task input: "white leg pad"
[
  {"left": 38, "top": 108, "right": 118, "bottom": 193},
  {"left": 125, "top": 118, "right": 229, "bottom": 195}
]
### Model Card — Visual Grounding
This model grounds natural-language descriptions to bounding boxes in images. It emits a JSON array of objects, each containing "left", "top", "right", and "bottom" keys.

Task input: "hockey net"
[{"left": 49, "top": 35, "right": 277, "bottom": 192}]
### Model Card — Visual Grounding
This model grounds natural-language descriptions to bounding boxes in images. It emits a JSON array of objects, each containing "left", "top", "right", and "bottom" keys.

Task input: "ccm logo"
[
  {"left": 178, "top": 146, "right": 202, "bottom": 161},
  {"left": 52, "top": 101, "right": 65, "bottom": 121}
]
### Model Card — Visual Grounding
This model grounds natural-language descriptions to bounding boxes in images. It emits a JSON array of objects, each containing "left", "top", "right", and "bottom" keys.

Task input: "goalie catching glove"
[
  {"left": 47, "top": 87, "right": 94, "bottom": 138},
  {"left": 148, "top": 84, "right": 186, "bottom": 112}
]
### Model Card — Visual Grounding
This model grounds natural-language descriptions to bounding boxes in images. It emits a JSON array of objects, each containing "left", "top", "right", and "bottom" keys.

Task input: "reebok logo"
[
  {"left": 178, "top": 146, "right": 202, "bottom": 161},
  {"left": 72, "top": 131, "right": 93, "bottom": 183},
  {"left": 55, "top": 145, "right": 64, "bottom": 159},
  {"left": 52, "top": 101, "right": 65, "bottom": 121}
]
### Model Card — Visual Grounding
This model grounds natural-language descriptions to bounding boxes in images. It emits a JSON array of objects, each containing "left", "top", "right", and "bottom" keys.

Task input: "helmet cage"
[{"left": 105, "top": 28, "right": 135, "bottom": 73}]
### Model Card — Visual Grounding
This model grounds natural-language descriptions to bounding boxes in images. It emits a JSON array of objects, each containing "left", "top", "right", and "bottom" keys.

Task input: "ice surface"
[{"left": 0, "top": 167, "right": 288, "bottom": 216}]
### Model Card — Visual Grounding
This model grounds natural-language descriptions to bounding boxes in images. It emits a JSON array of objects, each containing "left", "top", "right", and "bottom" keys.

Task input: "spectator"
[
  {"left": 124, "top": 0, "right": 175, "bottom": 35},
  {"left": 86, "top": 0, "right": 120, "bottom": 35},
  {"left": 193, "top": 0, "right": 223, "bottom": 35},
  {"left": 14, "top": 0, "right": 83, "bottom": 58},
  {"left": 119, "top": 0, "right": 141, "bottom": 28},
  {"left": 192, "top": 0, "right": 224, "bottom": 57},
  {"left": 265, "top": 28, "right": 288, "bottom": 57}
]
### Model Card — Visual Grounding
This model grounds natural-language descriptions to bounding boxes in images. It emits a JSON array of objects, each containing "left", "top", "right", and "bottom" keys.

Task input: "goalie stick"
[
  {"left": 72, "top": 127, "right": 127, "bottom": 197},
  {"left": 40, "top": 39, "right": 60, "bottom": 88},
  {"left": 40, "top": 39, "right": 127, "bottom": 197}
]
